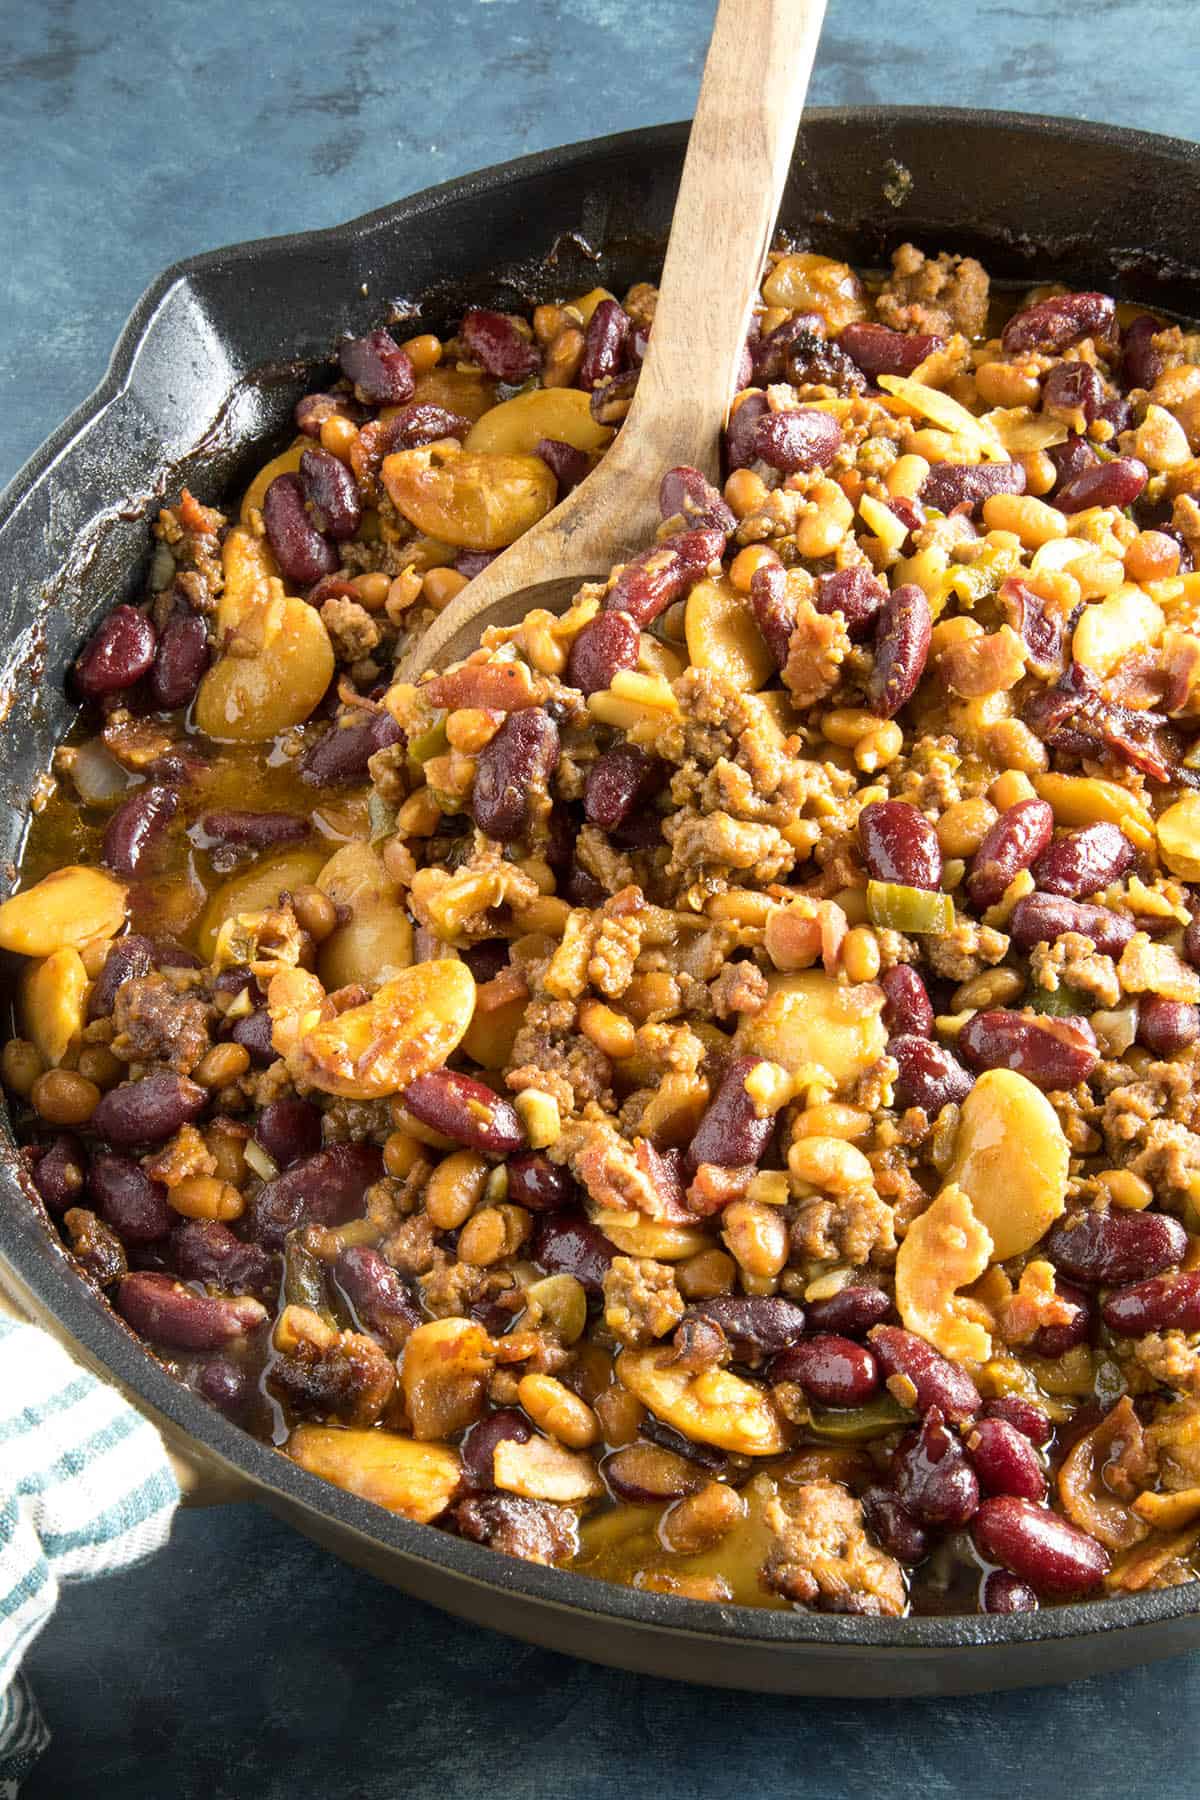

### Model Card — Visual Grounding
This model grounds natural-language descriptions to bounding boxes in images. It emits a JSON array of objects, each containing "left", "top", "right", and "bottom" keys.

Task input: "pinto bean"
[
  {"left": 244, "top": 1143, "right": 384, "bottom": 1248},
  {"left": 685, "top": 1054, "right": 779, "bottom": 1171},
  {"left": 867, "top": 583, "right": 931, "bottom": 718},
  {"left": 1001, "top": 291, "right": 1116, "bottom": 355},
  {"left": 965, "top": 799, "right": 1055, "bottom": 909},
  {"left": 117, "top": 1271, "right": 267, "bottom": 1350},
  {"left": 966, "top": 1417, "right": 1046, "bottom": 1500},
  {"left": 879, "top": 965, "right": 934, "bottom": 1038},
  {"left": 972, "top": 1495, "right": 1109, "bottom": 1597},
  {"left": 402, "top": 1069, "right": 525, "bottom": 1155},
  {"left": 566, "top": 610, "right": 640, "bottom": 696},
  {"left": 90, "top": 1072, "right": 207, "bottom": 1148},
  {"left": 470, "top": 708, "right": 560, "bottom": 841},
  {"left": 770, "top": 1334, "right": 880, "bottom": 1407},
  {"left": 890, "top": 1035, "right": 974, "bottom": 1114},
  {"left": 604, "top": 1442, "right": 703, "bottom": 1503},
  {"left": 74, "top": 606, "right": 157, "bottom": 697},
  {"left": 1009, "top": 894, "right": 1135, "bottom": 958},
  {"left": 1045, "top": 1207, "right": 1187, "bottom": 1286},
  {"left": 1101, "top": 1271, "right": 1200, "bottom": 1336},
  {"left": 337, "top": 328, "right": 416, "bottom": 403},
  {"left": 858, "top": 799, "right": 942, "bottom": 890},
  {"left": 892, "top": 1407, "right": 980, "bottom": 1527},
  {"left": 299, "top": 711, "right": 402, "bottom": 786},
  {"left": 869, "top": 1325, "right": 981, "bottom": 1422},
  {"left": 150, "top": 611, "right": 210, "bottom": 710},
  {"left": 957, "top": 1011, "right": 1099, "bottom": 1089}
]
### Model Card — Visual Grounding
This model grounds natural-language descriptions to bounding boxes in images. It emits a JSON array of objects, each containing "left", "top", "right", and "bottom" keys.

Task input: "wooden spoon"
[{"left": 401, "top": 0, "right": 826, "bottom": 677}]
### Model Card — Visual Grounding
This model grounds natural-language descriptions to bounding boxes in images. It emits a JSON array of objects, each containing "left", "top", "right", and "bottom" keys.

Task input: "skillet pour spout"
[{"left": 2, "top": 108, "right": 1200, "bottom": 1695}]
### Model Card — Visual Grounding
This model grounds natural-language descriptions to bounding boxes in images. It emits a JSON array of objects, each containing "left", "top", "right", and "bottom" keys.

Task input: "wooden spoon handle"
[{"left": 612, "top": 0, "right": 827, "bottom": 483}]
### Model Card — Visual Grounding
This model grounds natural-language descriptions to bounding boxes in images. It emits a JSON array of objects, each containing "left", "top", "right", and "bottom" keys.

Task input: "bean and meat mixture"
[{"left": 10, "top": 245, "right": 1200, "bottom": 1618}]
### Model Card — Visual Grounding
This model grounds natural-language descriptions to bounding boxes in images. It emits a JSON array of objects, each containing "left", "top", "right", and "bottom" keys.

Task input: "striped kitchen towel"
[{"left": 0, "top": 1316, "right": 179, "bottom": 1791}]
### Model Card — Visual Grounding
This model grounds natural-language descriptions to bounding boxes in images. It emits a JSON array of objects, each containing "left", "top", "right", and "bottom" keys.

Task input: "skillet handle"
[{"left": 0, "top": 1265, "right": 249, "bottom": 1507}]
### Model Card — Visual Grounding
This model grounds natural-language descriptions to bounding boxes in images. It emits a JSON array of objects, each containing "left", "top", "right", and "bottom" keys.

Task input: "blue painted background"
[{"left": 3, "top": 0, "right": 1198, "bottom": 1793}]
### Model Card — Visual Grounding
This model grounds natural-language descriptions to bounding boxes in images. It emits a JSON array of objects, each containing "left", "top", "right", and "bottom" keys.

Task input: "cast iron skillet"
[{"left": 3, "top": 108, "right": 1200, "bottom": 1696}]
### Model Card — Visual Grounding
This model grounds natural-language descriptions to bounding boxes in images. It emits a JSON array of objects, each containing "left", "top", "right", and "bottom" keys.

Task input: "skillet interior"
[{"left": 3, "top": 107, "right": 1200, "bottom": 1693}]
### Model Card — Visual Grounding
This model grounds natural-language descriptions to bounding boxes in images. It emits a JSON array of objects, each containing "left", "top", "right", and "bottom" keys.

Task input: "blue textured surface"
[{"left": 4, "top": 0, "right": 1199, "bottom": 1794}]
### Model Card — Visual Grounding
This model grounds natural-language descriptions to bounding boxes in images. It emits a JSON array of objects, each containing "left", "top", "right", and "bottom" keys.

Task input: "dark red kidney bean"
[
  {"left": 751, "top": 311, "right": 825, "bottom": 383},
  {"left": 199, "top": 810, "right": 310, "bottom": 852},
  {"left": 839, "top": 321, "right": 944, "bottom": 377},
  {"left": 461, "top": 939, "right": 511, "bottom": 983},
  {"left": 981, "top": 1569, "right": 1038, "bottom": 1614},
  {"left": 299, "top": 447, "right": 362, "bottom": 541},
  {"left": 531, "top": 1210, "right": 616, "bottom": 1295},
  {"left": 1047, "top": 432, "right": 1099, "bottom": 492},
  {"left": 1029, "top": 1278, "right": 1092, "bottom": 1360},
  {"left": 749, "top": 561, "right": 796, "bottom": 668},
  {"left": 1121, "top": 314, "right": 1164, "bottom": 391},
  {"left": 1041, "top": 361, "right": 1104, "bottom": 424},
  {"left": 1184, "top": 914, "right": 1200, "bottom": 969},
  {"left": 867, "top": 583, "right": 932, "bottom": 719},
  {"left": 870, "top": 1325, "right": 981, "bottom": 1422},
  {"left": 880, "top": 965, "right": 934, "bottom": 1038},
  {"left": 919, "top": 461, "right": 1025, "bottom": 517},
  {"left": 603, "top": 1443, "right": 704, "bottom": 1504},
  {"left": 965, "top": 799, "right": 1055, "bottom": 909},
  {"left": 893, "top": 1407, "right": 980, "bottom": 1527},
  {"left": 506, "top": 1152, "right": 576, "bottom": 1213},
  {"left": 861, "top": 1485, "right": 930, "bottom": 1565},
  {"left": 461, "top": 1409, "right": 532, "bottom": 1490},
  {"left": 337, "top": 329, "right": 415, "bottom": 403},
  {"left": 1009, "top": 894, "right": 1135, "bottom": 958},
  {"left": 566, "top": 609, "right": 640, "bottom": 696},
  {"left": 770, "top": 1334, "right": 880, "bottom": 1407},
  {"left": 245, "top": 1143, "right": 383, "bottom": 1249},
  {"left": 91, "top": 1073, "right": 207, "bottom": 1148},
  {"left": 973, "top": 1495, "right": 1109, "bottom": 1597},
  {"left": 229, "top": 1009, "right": 276, "bottom": 1068},
  {"left": 196, "top": 1359, "right": 253, "bottom": 1415},
  {"left": 1056, "top": 456, "right": 1148, "bottom": 514},
  {"left": 74, "top": 605, "right": 157, "bottom": 698},
  {"left": 1137, "top": 997, "right": 1200, "bottom": 1057},
  {"left": 295, "top": 393, "right": 344, "bottom": 437},
  {"left": 1030, "top": 822, "right": 1135, "bottom": 899},
  {"left": 886, "top": 495, "right": 926, "bottom": 547},
  {"left": 957, "top": 1010, "right": 1099, "bottom": 1089},
  {"left": 299, "top": 710, "right": 401, "bottom": 786},
  {"left": 805, "top": 1285, "right": 891, "bottom": 1338},
  {"left": 334, "top": 1246, "right": 421, "bottom": 1349},
  {"left": 638, "top": 1413, "right": 728, "bottom": 1473},
  {"left": 584, "top": 744, "right": 658, "bottom": 832},
  {"left": 723, "top": 392, "right": 770, "bottom": 471},
  {"left": 890, "top": 1035, "right": 974, "bottom": 1115},
  {"left": 168, "top": 1218, "right": 278, "bottom": 1299},
  {"left": 602, "top": 527, "right": 726, "bottom": 627},
  {"left": 149, "top": 611, "right": 210, "bottom": 710},
  {"left": 658, "top": 465, "right": 735, "bottom": 534},
  {"left": 402, "top": 1069, "right": 524, "bottom": 1156},
  {"left": 1002, "top": 291, "right": 1116, "bottom": 355},
  {"left": 102, "top": 784, "right": 179, "bottom": 877},
  {"left": 149, "top": 938, "right": 203, "bottom": 973},
  {"left": 590, "top": 368, "right": 638, "bottom": 425},
  {"left": 981, "top": 1396, "right": 1053, "bottom": 1447},
  {"left": 689, "top": 1295, "right": 807, "bottom": 1359},
  {"left": 814, "top": 565, "right": 887, "bottom": 640},
  {"left": 253, "top": 1098, "right": 323, "bottom": 1171},
  {"left": 88, "top": 934, "right": 156, "bottom": 1020},
  {"left": 1097, "top": 398, "right": 1132, "bottom": 444},
  {"left": 384, "top": 401, "right": 472, "bottom": 449},
  {"left": 685, "top": 1053, "right": 779, "bottom": 1172},
  {"left": 1002, "top": 576, "right": 1064, "bottom": 678},
  {"left": 471, "top": 708, "right": 560, "bottom": 841},
  {"left": 117, "top": 1271, "right": 267, "bottom": 1350},
  {"left": 753, "top": 407, "right": 842, "bottom": 473},
  {"left": 1045, "top": 1207, "right": 1187, "bottom": 1286},
  {"left": 966, "top": 1417, "right": 1046, "bottom": 1501},
  {"left": 579, "top": 298, "right": 632, "bottom": 388},
  {"left": 534, "top": 436, "right": 590, "bottom": 496},
  {"left": 212, "top": 964, "right": 260, "bottom": 1007},
  {"left": 87, "top": 1152, "right": 174, "bottom": 1243},
  {"left": 455, "top": 550, "right": 498, "bottom": 581},
  {"left": 31, "top": 1136, "right": 85, "bottom": 1212},
  {"left": 460, "top": 309, "right": 539, "bottom": 382},
  {"left": 858, "top": 799, "right": 942, "bottom": 890},
  {"left": 262, "top": 473, "right": 338, "bottom": 586},
  {"left": 1102, "top": 1271, "right": 1200, "bottom": 1336},
  {"left": 564, "top": 862, "right": 605, "bottom": 908}
]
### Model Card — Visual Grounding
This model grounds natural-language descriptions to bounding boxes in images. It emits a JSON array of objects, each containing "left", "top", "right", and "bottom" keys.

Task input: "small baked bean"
[
  {"left": 31, "top": 1070, "right": 100, "bottom": 1126},
  {"left": 676, "top": 1248, "right": 737, "bottom": 1300},
  {"left": 4, "top": 1038, "right": 45, "bottom": 1098},
  {"left": 168, "top": 1175, "right": 245, "bottom": 1222},
  {"left": 841, "top": 926, "right": 881, "bottom": 982},
  {"left": 424, "top": 1149, "right": 489, "bottom": 1228},
  {"left": 578, "top": 999, "right": 637, "bottom": 1059},
  {"left": 937, "top": 798, "right": 998, "bottom": 858},
  {"left": 721, "top": 1200, "right": 789, "bottom": 1279},
  {"left": 660, "top": 1481, "right": 746, "bottom": 1554},
  {"left": 729, "top": 544, "right": 780, "bottom": 593},
  {"left": 193, "top": 1043, "right": 251, "bottom": 1089},
  {"left": 981, "top": 492, "right": 1067, "bottom": 547},
  {"left": 458, "top": 1202, "right": 530, "bottom": 1266}
]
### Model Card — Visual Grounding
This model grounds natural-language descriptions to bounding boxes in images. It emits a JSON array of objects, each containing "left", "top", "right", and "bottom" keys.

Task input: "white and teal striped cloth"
[{"left": 0, "top": 1317, "right": 178, "bottom": 1794}]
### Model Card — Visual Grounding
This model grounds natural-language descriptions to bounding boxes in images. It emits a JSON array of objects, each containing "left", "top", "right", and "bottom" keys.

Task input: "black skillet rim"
[{"left": 2, "top": 105, "right": 1200, "bottom": 1657}]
